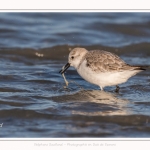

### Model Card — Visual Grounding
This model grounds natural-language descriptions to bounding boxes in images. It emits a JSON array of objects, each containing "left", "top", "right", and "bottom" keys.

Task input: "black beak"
[{"left": 59, "top": 63, "right": 70, "bottom": 74}]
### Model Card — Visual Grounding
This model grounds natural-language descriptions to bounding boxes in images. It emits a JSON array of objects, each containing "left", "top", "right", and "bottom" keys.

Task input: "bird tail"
[{"left": 132, "top": 65, "right": 150, "bottom": 71}]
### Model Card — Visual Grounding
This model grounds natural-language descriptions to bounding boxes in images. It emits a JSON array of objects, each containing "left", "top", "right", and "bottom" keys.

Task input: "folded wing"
[{"left": 85, "top": 50, "right": 143, "bottom": 72}]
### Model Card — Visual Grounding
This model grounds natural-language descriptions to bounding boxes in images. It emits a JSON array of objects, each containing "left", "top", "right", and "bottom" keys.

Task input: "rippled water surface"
[{"left": 0, "top": 12, "right": 150, "bottom": 137}]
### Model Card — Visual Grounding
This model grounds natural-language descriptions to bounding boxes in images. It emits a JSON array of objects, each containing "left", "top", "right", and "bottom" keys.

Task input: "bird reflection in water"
[{"left": 70, "top": 90, "right": 132, "bottom": 116}]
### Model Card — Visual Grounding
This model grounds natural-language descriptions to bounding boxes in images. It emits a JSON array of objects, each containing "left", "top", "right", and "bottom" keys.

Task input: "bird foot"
[{"left": 115, "top": 85, "right": 120, "bottom": 93}]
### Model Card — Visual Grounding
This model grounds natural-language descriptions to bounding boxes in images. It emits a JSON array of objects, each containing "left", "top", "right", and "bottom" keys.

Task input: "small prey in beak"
[{"left": 59, "top": 63, "right": 70, "bottom": 87}]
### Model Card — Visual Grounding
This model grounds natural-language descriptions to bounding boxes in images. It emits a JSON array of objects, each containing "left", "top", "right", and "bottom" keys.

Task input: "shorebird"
[{"left": 59, "top": 48, "right": 146, "bottom": 92}]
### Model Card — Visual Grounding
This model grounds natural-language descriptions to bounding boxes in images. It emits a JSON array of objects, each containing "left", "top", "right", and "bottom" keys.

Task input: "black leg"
[{"left": 115, "top": 85, "right": 120, "bottom": 93}]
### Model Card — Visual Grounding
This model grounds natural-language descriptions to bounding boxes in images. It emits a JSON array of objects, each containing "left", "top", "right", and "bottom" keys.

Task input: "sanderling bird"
[{"left": 59, "top": 47, "right": 146, "bottom": 92}]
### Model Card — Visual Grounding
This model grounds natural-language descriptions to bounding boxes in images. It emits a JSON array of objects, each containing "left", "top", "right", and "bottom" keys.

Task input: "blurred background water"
[{"left": 0, "top": 12, "right": 150, "bottom": 137}]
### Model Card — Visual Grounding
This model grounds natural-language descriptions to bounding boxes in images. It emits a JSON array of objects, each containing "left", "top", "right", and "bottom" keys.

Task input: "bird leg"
[
  {"left": 115, "top": 85, "right": 120, "bottom": 93},
  {"left": 100, "top": 86, "right": 103, "bottom": 91}
]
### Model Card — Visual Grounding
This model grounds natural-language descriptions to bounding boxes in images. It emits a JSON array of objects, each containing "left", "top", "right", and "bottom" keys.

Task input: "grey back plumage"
[{"left": 84, "top": 50, "right": 139, "bottom": 72}]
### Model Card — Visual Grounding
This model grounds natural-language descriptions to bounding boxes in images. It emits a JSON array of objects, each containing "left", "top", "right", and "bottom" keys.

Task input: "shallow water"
[{"left": 0, "top": 13, "right": 150, "bottom": 137}]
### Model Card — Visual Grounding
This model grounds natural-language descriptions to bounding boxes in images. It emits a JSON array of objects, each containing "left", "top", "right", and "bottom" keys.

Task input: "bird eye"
[{"left": 71, "top": 56, "right": 74, "bottom": 59}]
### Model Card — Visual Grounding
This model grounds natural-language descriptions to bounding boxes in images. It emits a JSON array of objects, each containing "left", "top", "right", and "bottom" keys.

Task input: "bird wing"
[{"left": 85, "top": 50, "right": 133, "bottom": 72}]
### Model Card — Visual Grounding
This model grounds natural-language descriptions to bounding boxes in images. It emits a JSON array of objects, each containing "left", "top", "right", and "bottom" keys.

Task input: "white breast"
[{"left": 77, "top": 60, "right": 102, "bottom": 85}]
